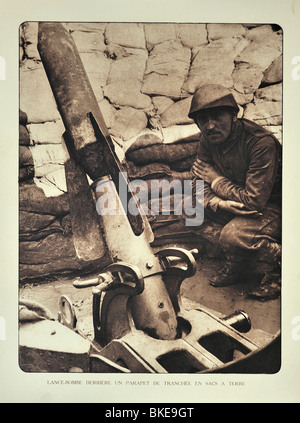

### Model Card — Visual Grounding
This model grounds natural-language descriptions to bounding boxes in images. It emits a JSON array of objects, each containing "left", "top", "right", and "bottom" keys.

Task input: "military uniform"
[
  {"left": 188, "top": 84, "right": 282, "bottom": 299},
  {"left": 195, "top": 117, "right": 281, "bottom": 254}
]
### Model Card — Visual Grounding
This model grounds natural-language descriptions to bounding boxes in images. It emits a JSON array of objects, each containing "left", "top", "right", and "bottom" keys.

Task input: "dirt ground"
[
  {"left": 181, "top": 257, "right": 280, "bottom": 336},
  {"left": 19, "top": 255, "right": 280, "bottom": 344}
]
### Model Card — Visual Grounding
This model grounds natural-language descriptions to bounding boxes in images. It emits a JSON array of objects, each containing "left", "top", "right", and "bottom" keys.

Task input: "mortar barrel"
[{"left": 37, "top": 22, "right": 178, "bottom": 341}]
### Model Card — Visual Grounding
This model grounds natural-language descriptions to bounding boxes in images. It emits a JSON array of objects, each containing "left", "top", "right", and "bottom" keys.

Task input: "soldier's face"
[{"left": 194, "top": 107, "right": 234, "bottom": 145}]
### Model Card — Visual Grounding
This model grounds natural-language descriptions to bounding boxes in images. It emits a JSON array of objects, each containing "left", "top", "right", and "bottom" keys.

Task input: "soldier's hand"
[
  {"left": 192, "top": 159, "right": 221, "bottom": 184},
  {"left": 218, "top": 200, "right": 261, "bottom": 216}
]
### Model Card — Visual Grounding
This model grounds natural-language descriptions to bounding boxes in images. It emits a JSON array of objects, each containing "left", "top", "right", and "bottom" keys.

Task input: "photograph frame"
[{"left": 0, "top": 0, "right": 299, "bottom": 404}]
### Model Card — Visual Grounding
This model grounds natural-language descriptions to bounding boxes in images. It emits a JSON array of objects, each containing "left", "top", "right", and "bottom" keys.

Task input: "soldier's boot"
[
  {"left": 209, "top": 255, "right": 244, "bottom": 287},
  {"left": 247, "top": 270, "right": 281, "bottom": 301},
  {"left": 254, "top": 241, "right": 281, "bottom": 268},
  {"left": 248, "top": 241, "right": 281, "bottom": 301}
]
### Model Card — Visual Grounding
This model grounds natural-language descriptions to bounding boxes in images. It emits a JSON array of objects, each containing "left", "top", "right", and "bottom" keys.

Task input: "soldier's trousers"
[{"left": 197, "top": 203, "right": 281, "bottom": 261}]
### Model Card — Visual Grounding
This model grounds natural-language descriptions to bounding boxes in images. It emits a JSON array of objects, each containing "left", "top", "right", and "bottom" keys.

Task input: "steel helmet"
[{"left": 188, "top": 84, "right": 239, "bottom": 119}]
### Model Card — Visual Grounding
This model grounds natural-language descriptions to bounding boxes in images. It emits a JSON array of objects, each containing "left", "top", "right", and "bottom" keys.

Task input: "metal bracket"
[
  {"left": 57, "top": 295, "right": 77, "bottom": 330},
  {"left": 156, "top": 247, "right": 198, "bottom": 314},
  {"left": 92, "top": 262, "right": 144, "bottom": 347}
]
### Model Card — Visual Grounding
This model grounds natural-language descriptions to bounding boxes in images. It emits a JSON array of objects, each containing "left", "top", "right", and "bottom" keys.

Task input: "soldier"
[{"left": 189, "top": 84, "right": 282, "bottom": 300}]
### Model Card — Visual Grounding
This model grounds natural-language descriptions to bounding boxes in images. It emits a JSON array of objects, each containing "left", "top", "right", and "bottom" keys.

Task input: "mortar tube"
[
  {"left": 37, "top": 22, "right": 177, "bottom": 341},
  {"left": 93, "top": 176, "right": 178, "bottom": 341},
  {"left": 37, "top": 22, "right": 144, "bottom": 237},
  {"left": 37, "top": 22, "right": 109, "bottom": 180}
]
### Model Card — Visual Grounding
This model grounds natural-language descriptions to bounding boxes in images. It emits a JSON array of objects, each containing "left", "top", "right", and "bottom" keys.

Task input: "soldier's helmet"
[{"left": 188, "top": 84, "right": 239, "bottom": 119}]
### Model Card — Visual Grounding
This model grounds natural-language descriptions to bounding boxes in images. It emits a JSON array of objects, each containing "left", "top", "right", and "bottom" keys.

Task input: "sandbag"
[
  {"left": 150, "top": 213, "right": 181, "bottom": 229},
  {"left": 107, "top": 50, "right": 148, "bottom": 85},
  {"left": 126, "top": 133, "right": 163, "bottom": 153},
  {"left": 125, "top": 161, "right": 172, "bottom": 181},
  {"left": 21, "top": 22, "right": 40, "bottom": 60},
  {"left": 143, "top": 72, "right": 185, "bottom": 98},
  {"left": 175, "top": 23, "right": 207, "bottom": 48},
  {"left": 71, "top": 30, "right": 106, "bottom": 52},
  {"left": 19, "top": 231, "right": 111, "bottom": 281},
  {"left": 19, "top": 254, "right": 109, "bottom": 281},
  {"left": 161, "top": 124, "right": 200, "bottom": 144},
  {"left": 33, "top": 167, "right": 67, "bottom": 197},
  {"left": 23, "top": 42, "right": 40, "bottom": 61},
  {"left": 126, "top": 125, "right": 200, "bottom": 152},
  {"left": 19, "top": 232, "right": 79, "bottom": 265},
  {"left": 233, "top": 31, "right": 282, "bottom": 95},
  {"left": 262, "top": 55, "right": 283, "bottom": 85},
  {"left": 255, "top": 83, "right": 282, "bottom": 102},
  {"left": 103, "top": 80, "right": 152, "bottom": 110},
  {"left": 148, "top": 192, "right": 185, "bottom": 215},
  {"left": 29, "top": 144, "right": 67, "bottom": 177},
  {"left": 19, "top": 109, "right": 28, "bottom": 126},
  {"left": 64, "top": 22, "right": 107, "bottom": 32},
  {"left": 19, "top": 183, "right": 70, "bottom": 216},
  {"left": 238, "top": 28, "right": 282, "bottom": 68},
  {"left": 207, "top": 23, "right": 246, "bottom": 41},
  {"left": 19, "top": 166, "right": 35, "bottom": 182},
  {"left": 110, "top": 107, "right": 148, "bottom": 141},
  {"left": 142, "top": 40, "right": 191, "bottom": 98},
  {"left": 182, "top": 38, "right": 249, "bottom": 94},
  {"left": 79, "top": 51, "right": 111, "bottom": 100},
  {"left": 150, "top": 220, "right": 199, "bottom": 247},
  {"left": 231, "top": 89, "right": 253, "bottom": 107},
  {"left": 19, "top": 146, "right": 33, "bottom": 166},
  {"left": 160, "top": 97, "right": 194, "bottom": 127},
  {"left": 105, "top": 23, "right": 146, "bottom": 49},
  {"left": 98, "top": 99, "right": 116, "bottom": 129},
  {"left": 232, "top": 63, "right": 264, "bottom": 95},
  {"left": 152, "top": 96, "right": 174, "bottom": 115},
  {"left": 130, "top": 173, "right": 191, "bottom": 196},
  {"left": 170, "top": 156, "right": 196, "bottom": 172},
  {"left": 144, "top": 23, "right": 177, "bottom": 51},
  {"left": 19, "top": 125, "right": 30, "bottom": 146},
  {"left": 243, "top": 100, "right": 282, "bottom": 126},
  {"left": 27, "top": 120, "right": 65, "bottom": 145},
  {"left": 245, "top": 24, "right": 279, "bottom": 41},
  {"left": 19, "top": 210, "right": 63, "bottom": 242},
  {"left": 20, "top": 65, "right": 61, "bottom": 123},
  {"left": 126, "top": 141, "right": 198, "bottom": 165}
]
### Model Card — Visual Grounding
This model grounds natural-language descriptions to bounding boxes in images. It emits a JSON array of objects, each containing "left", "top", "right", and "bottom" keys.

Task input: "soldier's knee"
[{"left": 219, "top": 220, "right": 239, "bottom": 250}]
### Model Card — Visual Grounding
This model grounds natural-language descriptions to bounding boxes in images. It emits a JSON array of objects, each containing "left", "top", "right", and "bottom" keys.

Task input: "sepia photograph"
[{"left": 18, "top": 21, "right": 282, "bottom": 374}]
